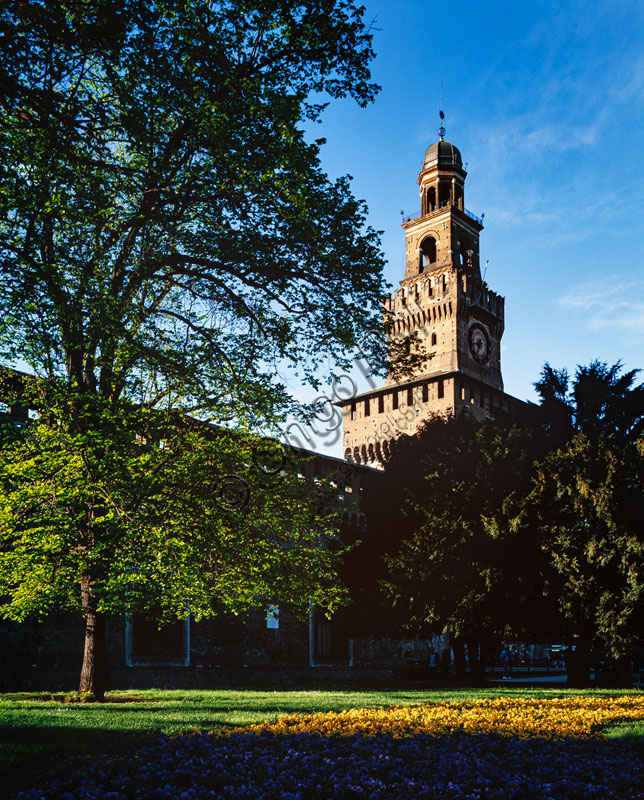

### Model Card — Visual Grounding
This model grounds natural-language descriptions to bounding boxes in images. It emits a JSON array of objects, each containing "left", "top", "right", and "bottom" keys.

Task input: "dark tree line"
[{"left": 350, "top": 361, "right": 644, "bottom": 686}]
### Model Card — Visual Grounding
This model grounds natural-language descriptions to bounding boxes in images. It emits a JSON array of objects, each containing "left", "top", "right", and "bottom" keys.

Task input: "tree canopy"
[
  {"left": 526, "top": 361, "right": 644, "bottom": 684},
  {"left": 0, "top": 0, "right": 388, "bottom": 417},
  {"left": 374, "top": 362, "right": 644, "bottom": 686},
  {"left": 534, "top": 361, "right": 644, "bottom": 448},
  {"left": 0, "top": 0, "right": 389, "bottom": 697},
  {"left": 0, "top": 391, "right": 347, "bottom": 624},
  {"left": 376, "top": 412, "right": 543, "bottom": 680}
]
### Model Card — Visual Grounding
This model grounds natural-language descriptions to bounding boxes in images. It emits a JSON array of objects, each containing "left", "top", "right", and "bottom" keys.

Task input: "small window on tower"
[{"left": 431, "top": 332, "right": 437, "bottom": 346}]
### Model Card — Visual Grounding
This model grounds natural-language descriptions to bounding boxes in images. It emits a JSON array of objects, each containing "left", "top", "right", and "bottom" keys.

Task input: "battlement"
[
  {"left": 459, "top": 275, "right": 504, "bottom": 318},
  {"left": 384, "top": 272, "right": 504, "bottom": 325},
  {"left": 386, "top": 269, "right": 454, "bottom": 313}
]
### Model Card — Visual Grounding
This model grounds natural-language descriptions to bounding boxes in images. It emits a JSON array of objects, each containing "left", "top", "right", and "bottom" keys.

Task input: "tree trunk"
[
  {"left": 79, "top": 573, "right": 109, "bottom": 701},
  {"left": 452, "top": 636, "right": 466, "bottom": 683},
  {"left": 615, "top": 655, "right": 633, "bottom": 688},
  {"left": 480, "top": 637, "right": 495, "bottom": 677},
  {"left": 467, "top": 638, "right": 482, "bottom": 684},
  {"left": 565, "top": 640, "right": 592, "bottom": 688}
]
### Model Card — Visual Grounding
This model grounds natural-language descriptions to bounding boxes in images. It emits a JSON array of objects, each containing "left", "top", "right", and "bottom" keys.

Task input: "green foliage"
[
  {"left": 0, "top": 0, "right": 388, "bottom": 414},
  {"left": 64, "top": 690, "right": 96, "bottom": 703},
  {"left": 379, "top": 413, "right": 543, "bottom": 644},
  {"left": 0, "top": 390, "right": 348, "bottom": 624},
  {"left": 0, "top": 0, "right": 388, "bottom": 691},
  {"left": 375, "top": 361, "right": 644, "bottom": 679},
  {"left": 527, "top": 361, "right": 644, "bottom": 667},
  {"left": 534, "top": 360, "right": 644, "bottom": 447}
]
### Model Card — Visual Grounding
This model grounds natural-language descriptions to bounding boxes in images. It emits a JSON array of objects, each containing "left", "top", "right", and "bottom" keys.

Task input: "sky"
[{"left": 292, "top": 0, "right": 644, "bottom": 456}]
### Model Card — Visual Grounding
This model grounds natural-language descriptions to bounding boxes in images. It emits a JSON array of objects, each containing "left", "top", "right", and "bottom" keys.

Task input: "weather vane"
[{"left": 438, "top": 83, "right": 446, "bottom": 140}]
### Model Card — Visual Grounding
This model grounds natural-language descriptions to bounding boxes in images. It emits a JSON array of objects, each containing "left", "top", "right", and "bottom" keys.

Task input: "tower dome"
[{"left": 421, "top": 138, "right": 463, "bottom": 171}]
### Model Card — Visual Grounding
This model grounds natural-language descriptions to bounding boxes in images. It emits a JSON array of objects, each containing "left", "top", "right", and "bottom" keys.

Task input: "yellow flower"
[{"left": 219, "top": 696, "right": 644, "bottom": 741}]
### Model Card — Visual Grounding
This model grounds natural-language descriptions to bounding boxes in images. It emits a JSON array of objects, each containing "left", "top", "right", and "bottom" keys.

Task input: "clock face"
[{"left": 468, "top": 323, "right": 490, "bottom": 364}]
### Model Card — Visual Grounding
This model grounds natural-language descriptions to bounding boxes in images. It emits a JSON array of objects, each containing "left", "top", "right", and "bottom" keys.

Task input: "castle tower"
[{"left": 340, "top": 126, "right": 522, "bottom": 466}]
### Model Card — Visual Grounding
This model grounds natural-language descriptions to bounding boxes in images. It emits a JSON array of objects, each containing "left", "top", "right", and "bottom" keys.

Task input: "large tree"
[
  {"left": 370, "top": 412, "right": 545, "bottom": 682},
  {"left": 0, "top": 0, "right": 390, "bottom": 697},
  {"left": 0, "top": 392, "right": 348, "bottom": 696},
  {"left": 527, "top": 361, "right": 644, "bottom": 685}
]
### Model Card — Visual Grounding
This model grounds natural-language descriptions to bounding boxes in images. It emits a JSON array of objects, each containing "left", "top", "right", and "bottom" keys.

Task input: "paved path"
[{"left": 486, "top": 671, "right": 568, "bottom": 686}]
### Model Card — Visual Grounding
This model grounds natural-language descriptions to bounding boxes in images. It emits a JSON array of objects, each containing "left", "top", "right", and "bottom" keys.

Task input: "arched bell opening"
[
  {"left": 418, "top": 236, "right": 437, "bottom": 274},
  {"left": 458, "top": 236, "right": 474, "bottom": 271},
  {"left": 438, "top": 180, "right": 451, "bottom": 208},
  {"left": 425, "top": 186, "right": 436, "bottom": 213}
]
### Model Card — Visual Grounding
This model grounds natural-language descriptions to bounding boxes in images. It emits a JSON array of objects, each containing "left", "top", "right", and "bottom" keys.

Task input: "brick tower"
[{"left": 340, "top": 127, "right": 522, "bottom": 466}]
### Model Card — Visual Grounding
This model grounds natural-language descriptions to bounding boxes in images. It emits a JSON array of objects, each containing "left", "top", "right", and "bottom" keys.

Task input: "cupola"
[{"left": 421, "top": 138, "right": 463, "bottom": 172}]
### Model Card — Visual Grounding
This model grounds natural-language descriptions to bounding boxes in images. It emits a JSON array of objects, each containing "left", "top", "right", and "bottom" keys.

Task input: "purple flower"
[{"left": 12, "top": 731, "right": 644, "bottom": 800}]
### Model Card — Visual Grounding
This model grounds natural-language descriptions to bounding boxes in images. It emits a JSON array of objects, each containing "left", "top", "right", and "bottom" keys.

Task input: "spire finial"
[{"left": 438, "top": 82, "right": 446, "bottom": 140}]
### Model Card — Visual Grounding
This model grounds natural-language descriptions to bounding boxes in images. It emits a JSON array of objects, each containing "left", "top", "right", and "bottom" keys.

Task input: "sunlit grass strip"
[{"left": 222, "top": 695, "right": 644, "bottom": 740}]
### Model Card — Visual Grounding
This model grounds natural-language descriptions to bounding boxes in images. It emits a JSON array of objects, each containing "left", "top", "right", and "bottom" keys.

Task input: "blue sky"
[{"left": 295, "top": 0, "right": 644, "bottom": 455}]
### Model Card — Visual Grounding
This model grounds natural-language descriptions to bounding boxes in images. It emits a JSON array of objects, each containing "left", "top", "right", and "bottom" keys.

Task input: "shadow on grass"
[
  {"left": 1, "top": 721, "right": 247, "bottom": 797},
  {"left": 5, "top": 688, "right": 643, "bottom": 796},
  {"left": 9, "top": 729, "right": 644, "bottom": 800}
]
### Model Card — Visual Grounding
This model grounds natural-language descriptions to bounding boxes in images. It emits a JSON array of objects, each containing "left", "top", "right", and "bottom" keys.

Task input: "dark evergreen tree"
[
  {"left": 355, "top": 411, "right": 545, "bottom": 682},
  {"left": 527, "top": 361, "right": 644, "bottom": 686}
]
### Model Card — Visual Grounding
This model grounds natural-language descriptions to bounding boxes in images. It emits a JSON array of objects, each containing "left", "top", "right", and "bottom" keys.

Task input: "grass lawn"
[{"left": 2, "top": 687, "right": 643, "bottom": 796}]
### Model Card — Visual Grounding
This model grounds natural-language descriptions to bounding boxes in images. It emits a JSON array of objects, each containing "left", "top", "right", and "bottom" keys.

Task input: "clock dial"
[{"left": 468, "top": 323, "right": 490, "bottom": 364}]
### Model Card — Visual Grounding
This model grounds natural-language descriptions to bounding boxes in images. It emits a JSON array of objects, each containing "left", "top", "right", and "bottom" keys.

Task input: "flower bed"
[
  {"left": 14, "top": 697, "right": 644, "bottom": 800},
  {"left": 232, "top": 695, "right": 644, "bottom": 740}
]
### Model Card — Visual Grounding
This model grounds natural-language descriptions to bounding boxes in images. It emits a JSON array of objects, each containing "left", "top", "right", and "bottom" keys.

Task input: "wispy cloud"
[
  {"left": 614, "top": 56, "right": 644, "bottom": 104},
  {"left": 457, "top": 7, "right": 644, "bottom": 183},
  {"left": 556, "top": 277, "right": 644, "bottom": 340}
]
